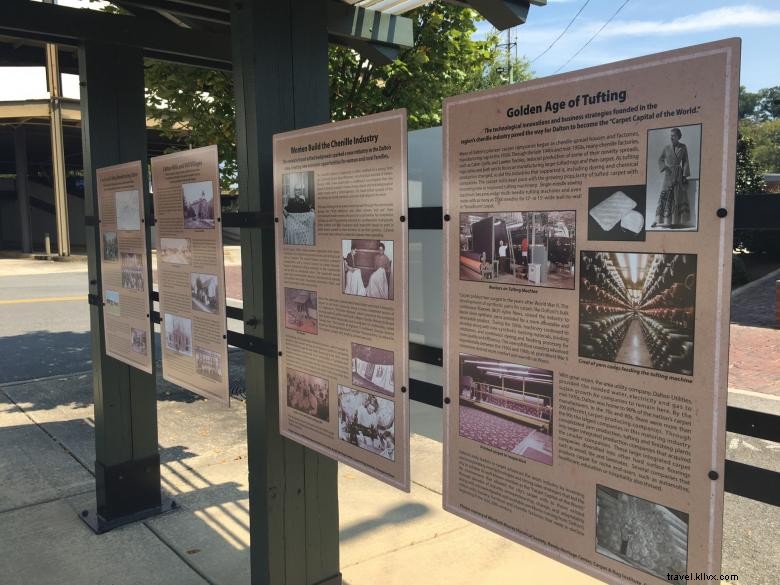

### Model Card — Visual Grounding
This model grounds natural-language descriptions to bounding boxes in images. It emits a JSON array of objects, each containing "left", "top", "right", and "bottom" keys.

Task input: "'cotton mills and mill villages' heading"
[{"left": 291, "top": 134, "right": 380, "bottom": 154}]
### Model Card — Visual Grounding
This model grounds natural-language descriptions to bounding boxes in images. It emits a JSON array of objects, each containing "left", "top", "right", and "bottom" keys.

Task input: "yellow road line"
[{"left": 0, "top": 295, "right": 85, "bottom": 305}]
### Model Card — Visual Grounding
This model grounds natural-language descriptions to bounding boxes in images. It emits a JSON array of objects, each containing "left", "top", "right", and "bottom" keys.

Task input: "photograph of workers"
[
  {"left": 282, "top": 171, "right": 316, "bottom": 245},
  {"left": 645, "top": 124, "right": 702, "bottom": 231},
  {"left": 578, "top": 252, "right": 696, "bottom": 375},
  {"left": 351, "top": 343, "right": 394, "bottom": 396},
  {"left": 596, "top": 485, "right": 688, "bottom": 581},
  {"left": 342, "top": 239, "right": 394, "bottom": 300},
  {"left": 458, "top": 353, "right": 553, "bottom": 465},
  {"left": 287, "top": 369, "right": 329, "bottom": 422},
  {"left": 284, "top": 287, "right": 318, "bottom": 334},
  {"left": 459, "top": 211, "right": 575, "bottom": 288},
  {"left": 338, "top": 385, "right": 395, "bottom": 461}
]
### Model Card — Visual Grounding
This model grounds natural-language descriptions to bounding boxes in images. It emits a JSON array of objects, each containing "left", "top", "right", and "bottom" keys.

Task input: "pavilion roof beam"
[
  {"left": 327, "top": 1, "right": 414, "bottom": 64},
  {"left": 0, "top": 0, "right": 231, "bottom": 69},
  {"left": 112, "top": 0, "right": 228, "bottom": 26},
  {"left": 465, "top": 0, "right": 535, "bottom": 30}
]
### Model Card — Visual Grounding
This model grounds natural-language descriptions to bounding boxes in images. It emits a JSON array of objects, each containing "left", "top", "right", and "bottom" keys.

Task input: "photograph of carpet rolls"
[{"left": 578, "top": 251, "right": 696, "bottom": 375}]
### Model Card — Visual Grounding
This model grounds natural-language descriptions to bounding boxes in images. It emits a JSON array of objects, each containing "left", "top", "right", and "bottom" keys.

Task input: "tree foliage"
[
  {"left": 144, "top": 2, "right": 529, "bottom": 190},
  {"left": 740, "top": 118, "right": 780, "bottom": 174},
  {"left": 329, "top": 6, "right": 531, "bottom": 128},
  {"left": 735, "top": 131, "right": 767, "bottom": 195},
  {"left": 145, "top": 64, "right": 236, "bottom": 191},
  {"left": 739, "top": 85, "right": 780, "bottom": 122}
]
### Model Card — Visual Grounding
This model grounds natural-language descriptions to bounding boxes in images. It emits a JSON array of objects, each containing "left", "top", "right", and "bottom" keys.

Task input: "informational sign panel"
[
  {"left": 97, "top": 161, "right": 153, "bottom": 374},
  {"left": 443, "top": 40, "right": 739, "bottom": 584},
  {"left": 274, "top": 110, "right": 409, "bottom": 491},
  {"left": 151, "top": 145, "right": 229, "bottom": 404}
]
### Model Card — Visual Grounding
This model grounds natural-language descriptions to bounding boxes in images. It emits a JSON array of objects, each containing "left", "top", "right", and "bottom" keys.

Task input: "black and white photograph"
[
  {"left": 338, "top": 385, "right": 395, "bottom": 461},
  {"left": 588, "top": 185, "right": 646, "bottom": 241},
  {"left": 131, "top": 328, "right": 147, "bottom": 356},
  {"left": 579, "top": 251, "right": 696, "bottom": 375},
  {"left": 190, "top": 272, "right": 219, "bottom": 314},
  {"left": 458, "top": 353, "right": 553, "bottom": 465},
  {"left": 182, "top": 180, "right": 216, "bottom": 229},
  {"left": 103, "top": 231, "right": 118, "bottom": 261},
  {"left": 286, "top": 369, "right": 329, "bottom": 422},
  {"left": 104, "top": 290, "right": 120, "bottom": 316},
  {"left": 164, "top": 313, "right": 192, "bottom": 356},
  {"left": 342, "top": 239, "right": 394, "bottom": 300},
  {"left": 282, "top": 171, "right": 315, "bottom": 246},
  {"left": 645, "top": 124, "right": 702, "bottom": 231},
  {"left": 116, "top": 189, "right": 141, "bottom": 231},
  {"left": 159, "top": 237, "right": 192, "bottom": 265},
  {"left": 351, "top": 343, "right": 394, "bottom": 396},
  {"left": 284, "top": 287, "right": 317, "bottom": 334},
  {"left": 120, "top": 252, "right": 144, "bottom": 291},
  {"left": 596, "top": 485, "right": 688, "bottom": 580},
  {"left": 460, "top": 211, "right": 575, "bottom": 289},
  {"left": 195, "top": 347, "right": 222, "bottom": 381}
]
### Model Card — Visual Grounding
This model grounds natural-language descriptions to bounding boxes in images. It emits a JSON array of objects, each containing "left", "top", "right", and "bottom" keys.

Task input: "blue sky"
[{"left": 476, "top": 0, "right": 780, "bottom": 91}]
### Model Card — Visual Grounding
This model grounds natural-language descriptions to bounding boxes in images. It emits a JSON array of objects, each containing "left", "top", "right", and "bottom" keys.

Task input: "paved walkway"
[{"left": 729, "top": 267, "right": 780, "bottom": 397}]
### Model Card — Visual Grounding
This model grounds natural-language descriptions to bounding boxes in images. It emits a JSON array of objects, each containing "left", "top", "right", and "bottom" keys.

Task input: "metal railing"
[{"left": 138, "top": 205, "right": 780, "bottom": 508}]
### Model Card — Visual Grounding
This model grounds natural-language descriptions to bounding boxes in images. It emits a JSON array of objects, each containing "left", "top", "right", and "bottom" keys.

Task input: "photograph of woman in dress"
[{"left": 646, "top": 125, "right": 701, "bottom": 231}]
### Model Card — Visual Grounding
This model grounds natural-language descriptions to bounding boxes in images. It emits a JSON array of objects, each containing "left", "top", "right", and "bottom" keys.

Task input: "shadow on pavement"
[
  {"left": 0, "top": 330, "right": 92, "bottom": 384},
  {"left": 0, "top": 328, "right": 247, "bottom": 409},
  {"left": 340, "top": 502, "right": 430, "bottom": 542}
]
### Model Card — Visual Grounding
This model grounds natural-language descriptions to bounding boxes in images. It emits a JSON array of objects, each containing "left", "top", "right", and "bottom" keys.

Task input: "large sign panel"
[
  {"left": 97, "top": 161, "right": 153, "bottom": 374},
  {"left": 274, "top": 110, "right": 409, "bottom": 491},
  {"left": 151, "top": 145, "right": 229, "bottom": 404},
  {"left": 443, "top": 40, "right": 739, "bottom": 583}
]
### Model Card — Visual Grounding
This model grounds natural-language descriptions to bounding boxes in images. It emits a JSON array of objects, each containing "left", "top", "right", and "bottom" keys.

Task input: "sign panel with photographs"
[
  {"left": 97, "top": 161, "right": 153, "bottom": 373},
  {"left": 151, "top": 145, "right": 229, "bottom": 404},
  {"left": 274, "top": 110, "right": 409, "bottom": 491},
  {"left": 442, "top": 40, "right": 739, "bottom": 584}
]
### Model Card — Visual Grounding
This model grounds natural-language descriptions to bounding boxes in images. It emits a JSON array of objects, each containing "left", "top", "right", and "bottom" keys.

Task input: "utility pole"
[{"left": 497, "top": 27, "right": 517, "bottom": 85}]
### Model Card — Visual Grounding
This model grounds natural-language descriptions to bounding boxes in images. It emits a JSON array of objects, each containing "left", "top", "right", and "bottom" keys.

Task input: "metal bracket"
[{"left": 221, "top": 211, "right": 275, "bottom": 229}]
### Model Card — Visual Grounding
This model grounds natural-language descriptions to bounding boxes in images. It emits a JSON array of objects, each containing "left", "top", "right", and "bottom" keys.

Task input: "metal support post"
[
  {"left": 14, "top": 125, "right": 32, "bottom": 253},
  {"left": 45, "top": 41, "right": 70, "bottom": 256},
  {"left": 231, "top": 1, "right": 340, "bottom": 583},
  {"left": 78, "top": 40, "right": 162, "bottom": 532}
]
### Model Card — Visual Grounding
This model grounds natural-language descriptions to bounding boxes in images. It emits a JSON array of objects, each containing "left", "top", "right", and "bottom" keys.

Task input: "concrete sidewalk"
[
  {"left": 0, "top": 370, "right": 598, "bottom": 585},
  {"left": 1, "top": 369, "right": 779, "bottom": 585}
]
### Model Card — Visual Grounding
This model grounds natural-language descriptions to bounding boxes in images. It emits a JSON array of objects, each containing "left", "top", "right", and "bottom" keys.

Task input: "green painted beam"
[
  {"left": 79, "top": 40, "right": 161, "bottom": 521},
  {"left": 231, "top": 0, "right": 340, "bottom": 583},
  {"left": 327, "top": 1, "right": 414, "bottom": 49}
]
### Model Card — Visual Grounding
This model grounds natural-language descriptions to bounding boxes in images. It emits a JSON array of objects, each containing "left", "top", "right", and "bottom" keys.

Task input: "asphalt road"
[{"left": 0, "top": 270, "right": 91, "bottom": 383}]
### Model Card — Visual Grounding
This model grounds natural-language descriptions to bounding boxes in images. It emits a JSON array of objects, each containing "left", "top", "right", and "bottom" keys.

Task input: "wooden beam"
[
  {"left": 467, "top": 0, "right": 531, "bottom": 30},
  {"left": 327, "top": 1, "right": 414, "bottom": 49},
  {"left": 0, "top": 0, "right": 230, "bottom": 68}
]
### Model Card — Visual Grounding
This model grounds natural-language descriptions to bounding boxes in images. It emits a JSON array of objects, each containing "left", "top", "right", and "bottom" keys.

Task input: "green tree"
[
  {"left": 145, "top": 64, "right": 236, "bottom": 192},
  {"left": 741, "top": 118, "right": 780, "bottom": 173},
  {"left": 145, "top": 2, "right": 530, "bottom": 191},
  {"left": 739, "top": 85, "right": 779, "bottom": 121},
  {"left": 735, "top": 131, "right": 767, "bottom": 194},
  {"left": 738, "top": 85, "right": 760, "bottom": 120},
  {"left": 329, "top": 5, "right": 529, "bottom": 128}
]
